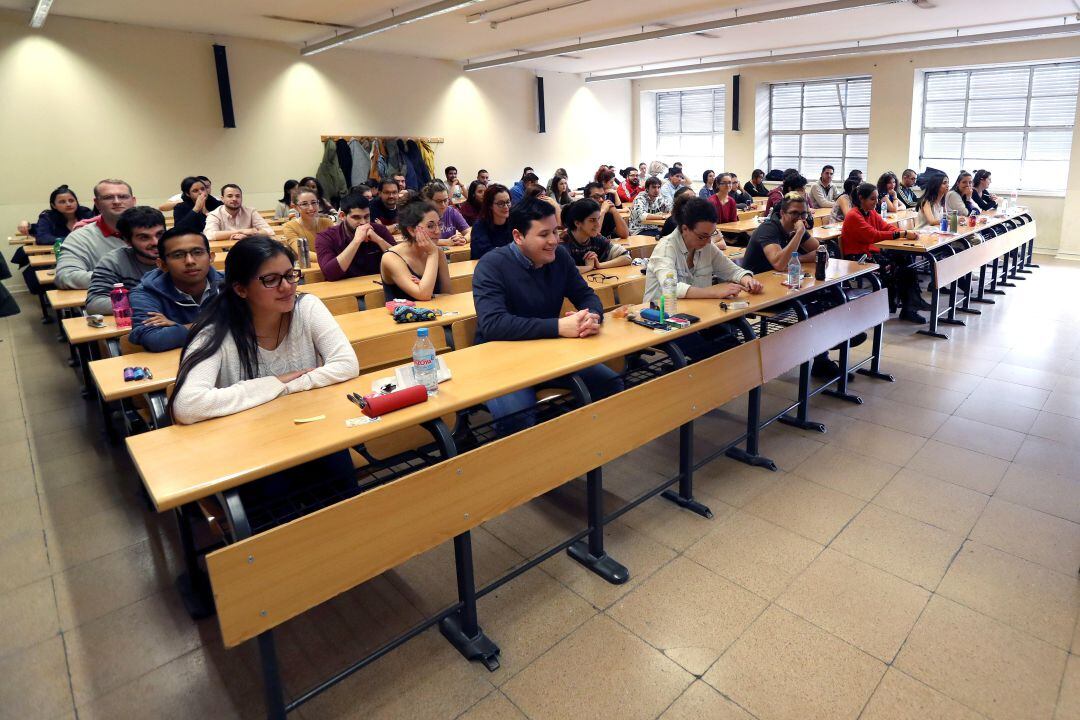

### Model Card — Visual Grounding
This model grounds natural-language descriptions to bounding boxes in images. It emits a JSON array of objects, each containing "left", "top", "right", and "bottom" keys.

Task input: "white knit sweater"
[{"left": 171, "top": 294, "right": 359, "bottom": 424}]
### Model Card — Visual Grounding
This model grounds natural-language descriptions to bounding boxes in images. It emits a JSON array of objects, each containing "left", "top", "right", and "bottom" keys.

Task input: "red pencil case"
[{"left": 362, "top": 384, "right": 428, "bottom": 417}]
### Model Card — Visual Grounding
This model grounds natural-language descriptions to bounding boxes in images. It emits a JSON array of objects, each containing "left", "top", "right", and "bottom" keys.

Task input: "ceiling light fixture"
[
  {"left": 301, "top": 0, "right": 482, "bottom": 56},
  {"left": 463, "top": 0, "right": 897, "bottom": 71},
  {"left": 584, "top": 23, "right": 1080, "bottom": 82},
  {"left": 29, "top": 0, "right": 53, "bottom": 28}
]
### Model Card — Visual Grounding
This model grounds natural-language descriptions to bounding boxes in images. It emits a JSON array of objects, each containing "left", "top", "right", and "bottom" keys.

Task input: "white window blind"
[
  {"left": 655, "top": 88, "right": 725, "bottom": 173},
  {"left": 767, "top": 77, "right": 871, "bottom": 181},
  {"left": 919, "top": 62, "right": 1079, "bottom": 193}
]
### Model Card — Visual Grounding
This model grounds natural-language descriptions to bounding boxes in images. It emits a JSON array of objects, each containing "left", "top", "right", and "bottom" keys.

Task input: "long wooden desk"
[
  {"left": 23, "top": 244, "right": 53, "bottom": 255},
  {"left": 35, "top": 269, "right": 55, "bottom": 287},
  {"left": 9, "top": 235, "right": 32, "bottom": 245},
  {"left": 28, "top": 253, "right": 55, "bottom": 268},
  {"left": 45, "top": 288, "right": 88, "bottom": 310}
]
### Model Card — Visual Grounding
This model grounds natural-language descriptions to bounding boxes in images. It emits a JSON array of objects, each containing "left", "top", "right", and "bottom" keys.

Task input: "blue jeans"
[{"left": 486, "top": 363, "right": 624, "bottom": 435}]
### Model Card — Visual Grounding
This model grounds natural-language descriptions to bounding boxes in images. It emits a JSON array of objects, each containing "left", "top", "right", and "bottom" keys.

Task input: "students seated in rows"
[
  {"left": 472, "top": 198, "right": 622, "bottom": 430},
  {"left": 281, "top": 187, "right": 333, "bottom": 262},
  {"left": 897, "top": 169, "right": 921, "bottom": 208},
  {"left": 547, "top": 175, "right": 573, "bottom": 206},
  {"left": 380, "top": 201, "right": 450, "bottom": 302},
  {"left": 877, "top": 172, "right": 903, "bottom": 213},
  {"left": 971, "top": 170, "right": 999, "bottom": 212},
  {"left": 729, "top": 174, "right": 754, "bottom": 210},
  {"left": 33, "top": 185, "right": 94, "bottom": 246},
  {"left": 767, "top": 172, "right": 814, "bottom": 230},
  {"left": 299, "top": 176, "right": 336, "bottom": 215},
  {"left": 86, "top": 206, "right": 165, "bottom": 315},
  {"left": 916, "top": 174, "right": 949, "bottom": 229},
  {"left": 841, "top": 182, "right": 926, "bottom": 324},
  {"left": 660, "top": 168, "right": 685, "bottom": 205},
  {"left": 628, "top": 176, "right": 670, "bottom": 237},
  {"left": 173, "top": 176, "right": 224, "bottom": 235},
  {"left": 129, "top": 228, "right": 223, "bottom": 352},
  {"left": 275, "top": 180, "right": 299, "bottom": 220},
  {"left": 698, "top": 170, "right": 716, "bottom": 200},
  {"left": 744, "top": 169, "right": 770, "bottom": 197},
  {"left": 444, "top": 166, "right": 466, "bottom": 205},
  {"left": 560, "top": 199, "right": 631, "bottom": 271},
  {"left": 470, "top": 183, "right": 513, "bottom": 260},
  {"left": 161, "top": 175, "right": 217, "bottom": 213},
  {"left": 55, "top": 179, "right": 137, "bottom": 290},
  {"left": 946, "top": 171, "right": 977, "bottom": 217},
  {"left": 421, "top": 181, "right": 469, "bottom": 246},
  {"left": 660, "top": 187, "right": 696, "bottom": 237},
  {"left": 830, "top": 178, "right": 860, "bottom": 224},
  {"left": 617, "top": 167, "right": 643, "bottom": 203},
  {"left": 204, "top": 184, "right": 272, "bottom": 242},
  {"left": 369, "top": 179, "right": 401, "bottom": 233},
  {"left": 707, "top": 173, "right": 739, "bottom": 223},
  {"left": 460, "top": 181, "right": 486, "bottom": 226},
  {"left": 583, "top": 182, "right": 629, "bottom": 240},
  {"left": 314, "top": 193, "right": 395, "bottom": 282},
  {"left": 594, "top": 168, "right": 623, "bottom": 209},
  {"left": 509, "top": 170, "right": 539, "bottom": 204},
  {"left": 809, "top": 165, "right": 838, "bottom": 208}
]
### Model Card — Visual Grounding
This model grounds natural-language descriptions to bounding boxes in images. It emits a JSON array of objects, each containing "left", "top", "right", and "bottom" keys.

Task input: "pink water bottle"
[{"left": 110, "top": 283, "right": 132, "bottom": 328}]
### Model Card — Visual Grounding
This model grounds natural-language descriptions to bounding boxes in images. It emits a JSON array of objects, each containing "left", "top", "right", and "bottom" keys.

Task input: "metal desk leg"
[
  {"left": 778, "top": 362, "right": 827, "bottom": 433},
  {"left": 569, "top": 467, "right": 632, "bottom": 580},
  {"left": 823, "top": 338, "right": 862, "bottom": 404},
  {"left": 856, "top": 322, "right": 895, "bottom": 382},
  {"left": 174, "top": 504, "right": 216, "bottom": 620},
  {"left": 726, "top": 387, "right": 777, "bottom": 470},
  {"left": 1025, "top": 239, "right": 1039, "bottom": 268},
  {"left": 971, "top": 264, "right": 994, "bottom": 305},
  {"left": 986, "top": 257, "right": 1005, "bottom": 295},
  {"left": 941, "top": 281, "right": 965, "bottom": 327},
  {"left": 660, "top": 422, "right": 714, "bottom": 518},
  {"left": 917, "top": 283, "right": 948, "bottom": 339},
  {"left": 958, "top": 272, "right": 980, "bottom": 315},
  {"left": 440, "top": 531, "right": 501, "bottom": 671},
  {"left": 998, "top": 251, "right": 1016, "bottom": 288}
]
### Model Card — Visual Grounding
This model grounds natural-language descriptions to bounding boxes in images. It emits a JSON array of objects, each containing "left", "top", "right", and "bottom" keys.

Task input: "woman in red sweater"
[
  {"left": 841, "top": 183, "right": 927, "bottom": 323},
  {"left": 707, "top": 173, "right": 739, "bottom": 224}
]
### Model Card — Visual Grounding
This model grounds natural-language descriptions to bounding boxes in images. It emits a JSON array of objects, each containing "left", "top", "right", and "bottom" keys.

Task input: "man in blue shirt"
[
  {"left": 660, "top": 168, "right": 684, "bottom": 205},
  {"left": 509, "top": 170, "right": 539, "bottom": 204},
  {"left": 472, "top": 197, "right": 623, "bottom": 431}
]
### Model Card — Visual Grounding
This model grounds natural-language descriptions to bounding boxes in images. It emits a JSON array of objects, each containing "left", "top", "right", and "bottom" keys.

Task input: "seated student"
[
  {"left": 369, "top": 178, "right": 401, "bottom": 232},
  {"left": 421, "top": 181, "right": 470, "bottom": 245},
  {"left": 169, "top": 236, "right": 359, "bottom": 503},
  {"left": 729, "top": 174, "right": 754, "bottom": 210},
  {"left": 617, "top": 167, "right": 643, "bottom": 204},
  {"left": 897, "top": 169, "right": 922, "bottom": 209},
  {"left": 86, "top": 206, "right": 165, "bottom": 315},
  {"left": 876, "top": 172, "right": 903, "bottom": 213},
  {"left": 698, "top": 170, "right": 716, "bottom": 200},
  {"left": 767, "top": 172, "right": 814, "bottom": 231},
  {"left": 583, "top": 182, "right": 629, "bottom": 240},
  {"left": 809, "top": 165, "right": 839, "bottom": 208},
  {"left": 444, "top": 166, "right": 466, "bottom": 204},
  {"left": 509, "top": 169, "right": 538, "bottom": 204},
  {"left": 841, "top": 182, "right": 925, "bottom": 323},
  {"left": 560, "top": 199, "right": 631, "bottom": 270},
  {"left": 660, "top": 167, "right": 685, "bottom": 205},
  {"left": 204, "top": 184, "right": 272, "bottom": 242},
  {"left": 470, "top": 183, "right": 513, "bottom": 260},
  {"left": 380, "top": 201, "right": 451, "bottom": 302},
  {"left": 281, "top": 187, "right": 333, "bottom": 259},
  {"left": 275, "top": 180, "right": 299, "bottom": 220},
  {"left": 524, "top": 184, "right": 564, "bottom": 227},
  {"left": 628, "top": 176, "right": 671, "bottom": 237},
  {"left": 55, "top": 178, "right": 137, "bottom": 289},
  {"left": 33, "top": 185, "right": 94, "bottom": 246},
  {"left": 946, "top": 171, "right": 977, "bottom": 217},
  {"left": 476, "top": 168, "right": 490, "bottom": 184},
  {"left": 707, "top": 173, "right": 739, "bottom": 224},
  {"left": 744, "top": 169, "right": 770, "bottom": 197},
  {"left": 315, "top": 193, "right": 395, "bottom": 281},
  {"left": 915, "top": 174, "right": 950, "bottom": 230},
  {"left": 594, "top": 168, "right": 624, "bottom": 209},
  {"left": 547, "top": 175, "right": 573, "bottom": 206},
  {"left": 349, "top": 183, "right": 374, "bottom": 201},
  {"left": 129, "top": 228, "right": 223, "bottom": 352},
  {"left": 660, "top": 187, "right": 696, "bottom": 237},
  {"left": 161, "top": 175, "right": 218, "bottom": 212},
  {"left": 299, "top": 176, "right": 336, "bottom": 215},
  {"left": 637, "top": 162, "right": 648, "bottom": 179},
  {"left": 971, "top": 169, "right": 999, "bottom": 211},
  {"left": 472, "top": 197, "right": 623, "bottom": 430},
  {"left": 460, "top": 181, "right": 486, "bottom": 226},
  {"left": 830, "top": 178, "right": 860, "bottom": 224},
  {"left": 173, "top": 176, "right": 224, "bottom": 235}
]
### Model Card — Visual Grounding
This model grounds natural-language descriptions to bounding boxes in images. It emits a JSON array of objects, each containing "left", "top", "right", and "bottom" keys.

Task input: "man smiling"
[{"left": 85, "top": 206, "right": 165, "bottom": 315}]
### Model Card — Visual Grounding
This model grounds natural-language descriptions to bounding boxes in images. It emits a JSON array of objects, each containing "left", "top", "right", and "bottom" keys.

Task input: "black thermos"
[{"left": 815, "top": 246, "right": 828, "bottom": 280}]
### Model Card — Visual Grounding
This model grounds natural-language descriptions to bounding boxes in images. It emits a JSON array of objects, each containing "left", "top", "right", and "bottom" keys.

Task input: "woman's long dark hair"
[
  {"left": 169, "top": 236, "right": 298, "bottom": 421},
  {"left": 397, "top": 200, "right": 438, "bottom": 242},
  {"left": 547, "top": 176, "right": 571, "bottom": 205},
  {"left": 951, "top": 171, "right": 973, "bottom": 195},
  {"left": 480, "top": 183, "right": 511, "bottom": 226},
  {"left": 918, "top": 174, "right": 949, "bottom": 212},
  {"left": 279, "top": 179, "right": 298, "bottom": 204},
  {"left": 49, "top": 184, "right": 78, "bottom": 210},
  {"left": 876, "top": 172, "right": 898, "bottom": 198},
  {"left": 180, "top": 176, "right": 204, "bottom": 203},
  {"left": 466, "top": 180, "right": 485, "bottom": 210}
]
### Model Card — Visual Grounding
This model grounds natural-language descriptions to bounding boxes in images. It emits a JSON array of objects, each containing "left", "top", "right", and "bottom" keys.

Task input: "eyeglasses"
[
  {"left": 165, "top": 248, "right": 209, "bottom": 261},
  {"left": 258, "top": 268, "right": 302, "bottom": 288},
  {"left": 587, "top": 273, "right": 617, "bottom": 283},
  {"left": 296, "top": 201, "right": 319, "bottom": 208},
  {"left": 688, "top": 229, "right": 720, "bottom": 243},
  {"left": 493, "top": 200, "right": 512, "bottom": 208}
]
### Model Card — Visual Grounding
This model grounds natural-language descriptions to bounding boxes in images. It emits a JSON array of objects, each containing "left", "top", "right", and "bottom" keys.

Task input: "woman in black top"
[
  {"left": 470, "top": 184, "right": 514, "bottom": 260},
  {"left": 33, "top": 185, "right": 93, "bottom": 245},
  {"left": 971, "top": 169, "right": 999, "bottom": 211},
  {"left": 380, "top": 201, "right": 450, "bottom": 302},
  {"left": 744, "top": 169, "right": 769, "bottom": 197},
  {"left": 172, "top": 176, "right": 223, "bottom": 233}
]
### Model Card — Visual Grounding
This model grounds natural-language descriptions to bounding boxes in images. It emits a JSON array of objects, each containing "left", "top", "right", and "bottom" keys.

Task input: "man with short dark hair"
[
  {"left": 445, "top": 166, "right": 465, "bottom": 204},
  {"left": 510, "top": 172, "right": 540, "bottom": 204},
  {"left": 629, "top": 176, "right": 670, "bottom": 236},
  {"left": 584, "top": 182, "right": 629, "bottom": 240},
  {"left": 203, "top": 184, "right": 272, "bottom": 242},
  {"left": 55, "top": 178, "right": 137, "bottom": 289},
  {"left": 129, "top": 228, "right": 222, "bottom": 351},
  {"left": 370, "top": 179, "right": 401, "bottom": 232},
  {"left": 898, "top": 169, "right": 921, "bottom": 208},
  {"left": 729, "top": 173, "right": 754, "bottom": 210},
  {"left": 472, "top": 197, "right": 622, "bottom": 430},
  {"left": 315, "top": 193, "right": 395, "bottom": 281},
  {"left": 660, "top": 168, "right": 685, "bottom": 205},
  {"left": 86, "top": 206, "right": 166, "bottom": 315},
  {"left": 809, "top": 165, "right": 838, "bottom": 208},
  {"left": 477, "top": 169, "right": 490, "bottom": 183}
]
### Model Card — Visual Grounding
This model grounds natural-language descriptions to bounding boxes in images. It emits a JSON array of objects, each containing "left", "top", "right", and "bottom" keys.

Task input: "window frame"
[{"left": 653, "top": 87, "right": 726, "bottom": 172}]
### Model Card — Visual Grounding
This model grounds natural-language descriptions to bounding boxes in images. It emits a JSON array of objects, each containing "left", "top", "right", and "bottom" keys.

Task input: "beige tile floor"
[{"left": 1, "top": 256, "right": 1079, "bottom": 720}]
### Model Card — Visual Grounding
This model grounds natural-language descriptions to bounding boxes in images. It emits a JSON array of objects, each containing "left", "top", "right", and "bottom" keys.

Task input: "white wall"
[{"left": 0, "top": 11, "right": 630, "bottom": 260}]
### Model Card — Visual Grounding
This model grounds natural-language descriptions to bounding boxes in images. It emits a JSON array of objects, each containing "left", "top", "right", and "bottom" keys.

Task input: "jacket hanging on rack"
[
  {"left": 316, "top": 139, "right": 348, "bottom": 206},
  {"left": 418, "top": 141, "right": 437, "bottom": 179},
  {"left": 349, "top": 139, "right": 372, "bottom": 187},
  {"left": 383, "top": 140, "right": 406, "bottom": 178},
  {"left": 335, "top": 139, "right": 353, "bottom": 190},
  {"left": 404, "top": 140, "right": 431, "bottom": 189},
  {"left": 369, "top": 140, "right": 384, "bottom": 182}
]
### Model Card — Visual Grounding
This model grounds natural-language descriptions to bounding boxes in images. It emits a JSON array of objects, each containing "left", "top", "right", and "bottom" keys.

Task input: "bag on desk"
[{"left": 392, "top": 305, "right": 439, "bottom": 323}]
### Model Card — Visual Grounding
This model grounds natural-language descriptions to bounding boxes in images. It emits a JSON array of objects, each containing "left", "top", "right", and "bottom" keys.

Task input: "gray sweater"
[
  {"left": 54, "top": 222, "right": 126, "bottom": 290},
  {"left": 85, "top": 246, "right": 156, "bottom": 315}
]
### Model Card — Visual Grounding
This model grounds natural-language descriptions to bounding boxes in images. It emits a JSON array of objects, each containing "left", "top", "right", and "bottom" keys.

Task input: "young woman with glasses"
[
  {"left": 470, "top": 183, "right": 514, "bottom": 260},
  {"left": 281, "top": 188, "right": 333, "bottom": 262}
]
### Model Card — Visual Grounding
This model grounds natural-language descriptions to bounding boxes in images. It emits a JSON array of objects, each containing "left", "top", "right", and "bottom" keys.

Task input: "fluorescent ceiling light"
[
  {"left": 29, "top": 0, "right": 53, "bottom": 28},
  {"left": 583, "top": 22, "right": 1080, "bottom": 82},
  {"left": 463, "top": 0, "right": 897, "bottom": 71},
  {"left": 302, "top": 0, "right": 482, "bottom": 56}
]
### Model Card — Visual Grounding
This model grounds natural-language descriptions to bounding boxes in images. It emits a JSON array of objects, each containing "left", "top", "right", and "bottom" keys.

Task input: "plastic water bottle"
[
  {"left": 880, "top": 199, "right": 888, "bottom": 217},
  {"left": 411, "top": 327, "right": 438, "bottom": 396},
  {"left": 661, "top": 272, "right": 678, "bottom": 315},
  {"left": 787, "top": 253, "right": 802, "bottom": 289},
  {"left": 940, "top": 211, "right": 949, "bottom": 233},
  {"left": 110, "top": 283, "right": 132, "bottom": 328}
]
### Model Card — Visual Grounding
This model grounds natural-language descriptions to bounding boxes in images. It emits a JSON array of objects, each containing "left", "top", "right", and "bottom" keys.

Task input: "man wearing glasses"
[
  {"left": 55, "top": 178, "right": 137, "bottom": 289},
  {"left": 129, "top": 227, "right": 222, "bottom": 352},
  {"left": 85, "top": 207, "right": 165, "bottom": 316}
]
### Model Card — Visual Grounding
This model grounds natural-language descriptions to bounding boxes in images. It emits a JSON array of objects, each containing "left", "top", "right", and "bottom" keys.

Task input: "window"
[
  {"left": 767, "top": 77, "right": 871, "bottom": 181},
  {"left": 654, "top": 88, "right": 725, "bottom": 172},
  {"left": 919, "top": 62, "right": 1079, "bottom": 193}
]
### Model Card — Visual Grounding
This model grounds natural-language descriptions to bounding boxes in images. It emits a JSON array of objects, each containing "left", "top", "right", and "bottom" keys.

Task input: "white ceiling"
[{"left": 3, "top": 0, "right": 1078, "bottom": 75}]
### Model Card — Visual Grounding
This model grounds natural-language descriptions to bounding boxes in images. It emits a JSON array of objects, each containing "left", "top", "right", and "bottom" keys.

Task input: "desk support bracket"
[{"left": 655, "top": 343, "right": 715, "bottom": 518}]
